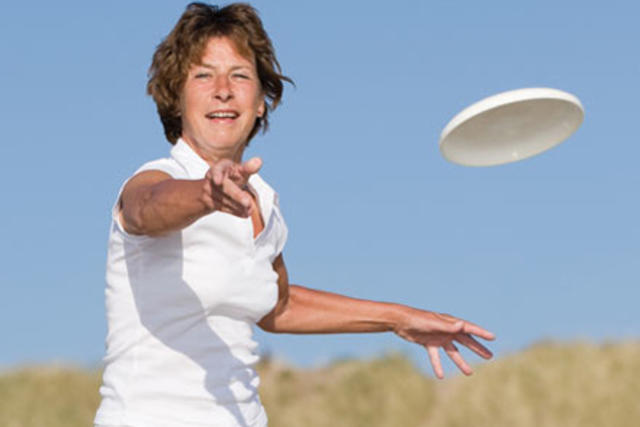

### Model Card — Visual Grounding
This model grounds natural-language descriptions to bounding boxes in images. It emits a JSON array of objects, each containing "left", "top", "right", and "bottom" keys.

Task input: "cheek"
[
  {"left": 238, "top": 83, "right": 263, "bottom": 112},
  {"left": 184, "top": 90, "right": 201, "bottom": 110},
  {"left": 249, "top": 93, "right": 265, "bottom": 116},
  {"left": 181, "top": 89, "right": 208, "bottom": 121},
  {"left": 180, "top": 99, "right": 202, "bottom": 132}
]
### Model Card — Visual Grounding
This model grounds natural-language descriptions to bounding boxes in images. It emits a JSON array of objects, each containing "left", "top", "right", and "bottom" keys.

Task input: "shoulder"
[
  {"left": 120, "top": 156, "right": 186, "bottom": 200},
  {"left": 133, "top": 157, "right": 186, "bottom": 179}
]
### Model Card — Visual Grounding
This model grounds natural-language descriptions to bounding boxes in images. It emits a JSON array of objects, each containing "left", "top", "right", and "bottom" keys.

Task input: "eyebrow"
[{"left": 198, "top": 63, "right": 252, "bottom": 72}]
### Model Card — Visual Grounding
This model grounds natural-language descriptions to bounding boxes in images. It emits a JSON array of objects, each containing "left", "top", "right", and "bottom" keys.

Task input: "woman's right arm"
[{"left": 119, "top": 157, "right": 261, "bottom": 236}]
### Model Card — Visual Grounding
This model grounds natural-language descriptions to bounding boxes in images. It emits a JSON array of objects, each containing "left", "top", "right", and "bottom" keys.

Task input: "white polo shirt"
[{"left": 95, "top": 139, "right": 288, "bottom": 427}]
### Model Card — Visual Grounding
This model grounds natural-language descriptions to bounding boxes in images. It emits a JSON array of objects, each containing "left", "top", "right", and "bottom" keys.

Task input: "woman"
[{"left": 95, "top": 3, "right": 495, "bottom": 427}]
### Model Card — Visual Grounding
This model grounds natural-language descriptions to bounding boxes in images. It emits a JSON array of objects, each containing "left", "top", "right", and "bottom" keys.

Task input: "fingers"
[
  {"left": 216, "top": 195, "right": 251, "bottom": 217},
  {"left": 455, "top": 333, "right": 493, "bottom": 359},
  {"left": 401, "top": 310, "right": 495, "bottom": 379},
  {"left": 434, "top": 313, "right": 494, "bottom": 359},
  {"left": 211, "top": 159, "right": 234, "bottom": 186},
  {"left": 444, "top": 342, "right": 473, "bottom": 376},
  {"left": 427, "top": 345, "right": 444, "bottom": 379},
  {"left": 211, "top": 158, "right": 261, "bottom": 186},
  {"left": 424, "top": 316, "right": 464, "bottom": 335},
  {"left": 427, "top": 340, "right": 480, "bottom": 379},
  {"left": 205, "top": 159, "right": 259, "bottom": 218},
  {"left": 442, "top": 320, "right": 464, "bottom": 334},
  {"left": 205, "top": 180, "right": 250, "bottom": 216},
  {"left": 462, "top": 322, "right": 495, "bottom": 341},
  {"left": 438, "top": 313, "right": 495, "bottom": 341},
  {"left": 221, "top": 177, "right": 252, "bottom": 213},
  {"left": 209, "top": 157, "right": 263, "bottom": 188}
]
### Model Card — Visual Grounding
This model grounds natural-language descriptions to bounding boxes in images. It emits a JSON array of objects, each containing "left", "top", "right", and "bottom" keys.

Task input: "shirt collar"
[{"left": 171, "top": 138, "right": 211, "bottom": 178}]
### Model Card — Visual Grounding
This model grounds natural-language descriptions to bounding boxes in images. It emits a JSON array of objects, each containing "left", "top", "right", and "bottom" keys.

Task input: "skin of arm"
[
  {"left": 119, "top": 158, "right": 261, "bottom": 236},
  {"left": 120, "top": 171, "right": 213, "bottom": 236},
  {"left": 258, "top": 255, "right": 406, "bottom": 334},
  {"left": 258, "top": 254, "right": 495, "bottom": 379}
]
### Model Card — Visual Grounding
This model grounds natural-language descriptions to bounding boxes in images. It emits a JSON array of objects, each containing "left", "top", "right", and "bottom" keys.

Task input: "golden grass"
[
  {"left": 0, "top": 364, "right": 102, "bottom": 427},
  {"left": 259, "top": 354, "right": 436, "bottom": 427},
  {"left": 420, "top": 340, "right": 640, "bottom": 427},
  {"left": 1, "top": 341, "right": 638, "bottom": 427}
]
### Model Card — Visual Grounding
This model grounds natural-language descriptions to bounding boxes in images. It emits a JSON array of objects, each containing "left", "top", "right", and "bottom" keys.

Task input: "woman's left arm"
[{"left": 258, "top": 254, "right": 495, "bottom": 379}]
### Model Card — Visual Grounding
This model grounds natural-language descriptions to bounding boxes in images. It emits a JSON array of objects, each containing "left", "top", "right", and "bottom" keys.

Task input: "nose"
[{"left": 213, "top": 74, "right": 232, "bottom": 102}]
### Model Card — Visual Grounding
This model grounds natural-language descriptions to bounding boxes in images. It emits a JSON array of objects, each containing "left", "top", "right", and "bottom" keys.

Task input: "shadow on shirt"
[{"left": 125, "top": 232, "right": 259, "bottom": 427}]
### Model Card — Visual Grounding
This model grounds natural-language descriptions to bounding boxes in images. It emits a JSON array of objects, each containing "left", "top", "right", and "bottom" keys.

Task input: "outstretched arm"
[
  {"left": 119, "top": 157, "right": 262, "bottom": 236},
  {"left": 258, "top": 254, "right": 495, "bottom": 379}
]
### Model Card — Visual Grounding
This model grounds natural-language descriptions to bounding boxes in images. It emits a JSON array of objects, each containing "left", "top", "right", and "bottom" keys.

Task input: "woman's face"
[{"left": 180, "top": 37, "right": 265, "bottom": 162}]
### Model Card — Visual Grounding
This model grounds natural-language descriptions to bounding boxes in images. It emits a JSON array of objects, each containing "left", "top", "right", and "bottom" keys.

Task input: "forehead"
[{"left": 197, "top": 36, "right": 255, "bottom": 67}]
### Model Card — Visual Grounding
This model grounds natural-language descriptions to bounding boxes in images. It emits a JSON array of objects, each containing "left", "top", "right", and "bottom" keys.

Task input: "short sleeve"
[{"left": 110, "top": 158, "right": 186, "bottom": 236}]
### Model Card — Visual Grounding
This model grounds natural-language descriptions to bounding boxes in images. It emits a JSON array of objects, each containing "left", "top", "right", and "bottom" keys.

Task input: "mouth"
[{"left": 205, "top": 110, "right": 239, "bottom": 122}]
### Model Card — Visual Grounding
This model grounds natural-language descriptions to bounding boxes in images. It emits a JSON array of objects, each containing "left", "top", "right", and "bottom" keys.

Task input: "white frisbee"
[{"left": 439, "top": 88, "right": 584, "bottom": 167}]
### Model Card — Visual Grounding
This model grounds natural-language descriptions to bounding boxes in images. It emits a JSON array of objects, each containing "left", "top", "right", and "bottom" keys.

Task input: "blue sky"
[{"left": 1, "top": 0, "right": 638, "bottom": 374}]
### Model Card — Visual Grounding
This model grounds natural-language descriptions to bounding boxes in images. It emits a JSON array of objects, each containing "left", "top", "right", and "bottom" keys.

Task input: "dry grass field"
[{"left": 2, "top": 340, "right": 639, "bottom": 427}]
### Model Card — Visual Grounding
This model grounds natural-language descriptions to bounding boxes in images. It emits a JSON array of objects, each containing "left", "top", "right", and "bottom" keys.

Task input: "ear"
[{"left": 257, "top": 98, "right": 266, "bottom": 118}]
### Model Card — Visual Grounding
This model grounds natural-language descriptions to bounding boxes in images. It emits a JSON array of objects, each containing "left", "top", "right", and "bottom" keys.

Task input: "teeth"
[{"left": 207, "top": 112, "right": 237, "bottom": 119}]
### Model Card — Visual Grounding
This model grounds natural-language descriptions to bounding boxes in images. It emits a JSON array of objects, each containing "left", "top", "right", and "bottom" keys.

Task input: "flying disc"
[{"left": 439, "top": 88, "right": 584, "bottom": 167}]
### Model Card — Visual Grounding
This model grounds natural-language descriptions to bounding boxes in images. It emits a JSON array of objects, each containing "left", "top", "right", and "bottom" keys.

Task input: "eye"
[
  {"left": 232, "top": 73, "right": 250, "bottom": 80},
  {"left": 194, "top": 72, "right": 211, "bottom": 79}
]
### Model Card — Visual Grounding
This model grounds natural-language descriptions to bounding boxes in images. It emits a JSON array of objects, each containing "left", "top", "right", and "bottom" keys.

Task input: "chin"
[{"left": 217, "top": 137, "right": 246, "bottom": 149}]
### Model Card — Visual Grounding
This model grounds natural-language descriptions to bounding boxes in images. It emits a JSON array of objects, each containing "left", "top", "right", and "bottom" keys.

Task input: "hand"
[
  {"left": 393, "top": 307, "right": 495, "bottom": 379},
  {"left": 202, "top": 157, "right": 262, "bottom": 218}
]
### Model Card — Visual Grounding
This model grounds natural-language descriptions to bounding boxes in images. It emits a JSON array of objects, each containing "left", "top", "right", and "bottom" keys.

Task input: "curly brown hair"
[{"left": 147, "top": 2, "right": 292, "bottom": 145}]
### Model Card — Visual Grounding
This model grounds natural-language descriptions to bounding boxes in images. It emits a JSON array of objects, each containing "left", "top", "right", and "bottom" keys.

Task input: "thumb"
[{"left": 242, "top": 157, "right": 263, "bottom": 176}]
